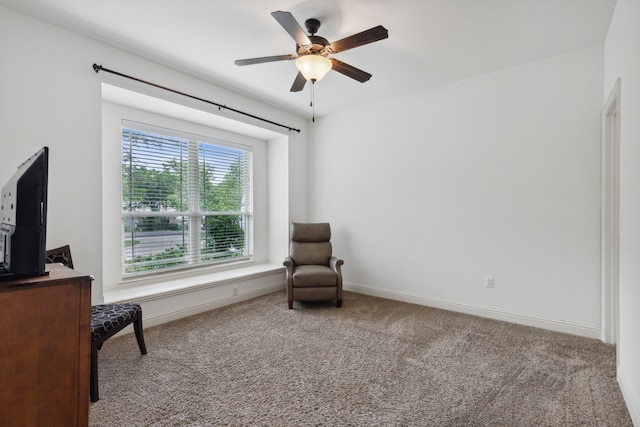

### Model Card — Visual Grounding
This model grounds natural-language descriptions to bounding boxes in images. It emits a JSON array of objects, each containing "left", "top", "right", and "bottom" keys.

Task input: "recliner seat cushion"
[{"left": 292, "top": 265, "right": 337, "bottom": 288}]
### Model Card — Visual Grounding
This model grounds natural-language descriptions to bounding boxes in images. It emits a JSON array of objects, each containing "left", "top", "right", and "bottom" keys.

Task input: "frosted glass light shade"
[{"left": 295, "top": 55, "right": 332, "bottom": 82}]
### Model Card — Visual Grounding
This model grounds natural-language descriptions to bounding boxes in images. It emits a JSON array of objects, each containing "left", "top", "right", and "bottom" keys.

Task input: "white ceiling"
[{"left": 1, "top": 0, "right": 616, "bottom": 119}]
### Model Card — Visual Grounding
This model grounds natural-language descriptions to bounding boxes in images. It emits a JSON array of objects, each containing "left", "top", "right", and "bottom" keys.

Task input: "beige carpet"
[{"left": 89, "top": 291, "right": 632, "bottom": 426}]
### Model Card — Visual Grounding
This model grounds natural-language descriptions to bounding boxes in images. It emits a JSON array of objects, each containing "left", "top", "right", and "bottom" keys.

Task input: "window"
[{"left": 121, "top": 121, "right": 253, "bottom": 276}]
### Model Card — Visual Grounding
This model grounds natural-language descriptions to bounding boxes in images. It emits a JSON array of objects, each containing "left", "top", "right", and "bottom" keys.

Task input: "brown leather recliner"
[{"left": 283, "top": 223, "right": 343, "bottom": 309}]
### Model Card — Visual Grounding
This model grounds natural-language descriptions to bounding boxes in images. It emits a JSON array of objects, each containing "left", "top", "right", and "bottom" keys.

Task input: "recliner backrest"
[{"left": 289, "top": 223, "right": 332, "bottom": 266}]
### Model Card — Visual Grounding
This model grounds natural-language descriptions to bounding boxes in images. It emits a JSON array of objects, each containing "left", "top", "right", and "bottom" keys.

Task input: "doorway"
[{"left": 601, "top": 78, "right": 620, "bottom": 349}]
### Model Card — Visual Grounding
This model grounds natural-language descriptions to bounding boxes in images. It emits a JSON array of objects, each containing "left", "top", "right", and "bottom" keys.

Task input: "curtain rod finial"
[{"left": 93, "top": 63, "right": 102, "bottom": 73}]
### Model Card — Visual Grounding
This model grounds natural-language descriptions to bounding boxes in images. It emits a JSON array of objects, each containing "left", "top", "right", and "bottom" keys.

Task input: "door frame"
[{"left": 601, "top": 78, "right": 621, "bottom": 349}]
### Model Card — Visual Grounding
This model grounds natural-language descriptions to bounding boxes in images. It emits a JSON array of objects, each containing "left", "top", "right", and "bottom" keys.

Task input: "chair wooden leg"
[
  {"left": 288, "top": 300, "right": 293, "bottom": 309},
  {"left": 337, "top": 299, "right": 342, "bottom": 308},
  {"left": 90, "top": 341, "right": 100, "bottom": 402},
  {"left": 133, "top": 316, "right": 147, "bottom": 355}
]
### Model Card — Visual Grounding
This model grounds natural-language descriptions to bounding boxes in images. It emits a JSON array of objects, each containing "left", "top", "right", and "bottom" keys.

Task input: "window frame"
[
  {"left": 101, "top": 100, "right": 269, "bottom": 288},
  {"left": 120, "top": 121, "right": 255, "bottom": 277}
]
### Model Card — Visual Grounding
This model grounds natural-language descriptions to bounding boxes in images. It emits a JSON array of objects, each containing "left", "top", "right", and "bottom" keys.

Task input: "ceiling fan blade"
[
  {"left": 330, "top": 25, "right": 389, "bottom": 53},
  {"left": 290, "top": 72, "right": 307, "bottom": 92},
  {"left": 330, "top": 59, "right": 372, "bottom": 83},
  {"left": 271, "top": 11, "right": 311, "bottom": 46},
  {"left": 234, "top": 54, "right": 297, "bottom": 66}
]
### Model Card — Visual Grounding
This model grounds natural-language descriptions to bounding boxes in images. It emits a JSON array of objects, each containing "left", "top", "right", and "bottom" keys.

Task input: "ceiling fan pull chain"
[
  {"left": 310, "top": 81, "right": 313, "bottom": 108},
  {"left": 311, "top": 81, "right": 315, "bottom": 123}
]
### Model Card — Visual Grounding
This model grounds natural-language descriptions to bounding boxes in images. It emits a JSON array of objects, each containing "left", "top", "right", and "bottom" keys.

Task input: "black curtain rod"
[{"left": 93, "top": 63, "right": 301, "bottom": 133}]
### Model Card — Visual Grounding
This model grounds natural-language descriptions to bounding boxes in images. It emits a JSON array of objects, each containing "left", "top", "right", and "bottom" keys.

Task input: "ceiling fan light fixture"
[{"left": 295, "top": 54, "right": 332, "bottom": 82}]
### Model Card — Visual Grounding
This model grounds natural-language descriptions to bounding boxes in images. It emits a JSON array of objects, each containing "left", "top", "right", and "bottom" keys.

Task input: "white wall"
[
  {"left": 604, "top": 0, "right": 640, "bottom": 423},
  {"left": 2, "top": 2, "right": 634, "bottom": 419},
  {"left": 0, "top": 7, "right": 308, "bottom": 319},
  {"left": 310, "top": 45, "right": 604, "bottom": 337}
]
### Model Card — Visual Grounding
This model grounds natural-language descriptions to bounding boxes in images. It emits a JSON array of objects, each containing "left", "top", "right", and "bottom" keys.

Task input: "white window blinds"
[{"left": 121, "top": 121, "right": 253, "bottom": 276}]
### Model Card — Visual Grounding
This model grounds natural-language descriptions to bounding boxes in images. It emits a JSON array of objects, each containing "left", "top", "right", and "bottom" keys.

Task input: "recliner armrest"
[
  {"left": 329, "top": 256, "right": 344, "bottom": 273},
  {"left": 283, "top": 257, "right": 294, "bottom": 274}
]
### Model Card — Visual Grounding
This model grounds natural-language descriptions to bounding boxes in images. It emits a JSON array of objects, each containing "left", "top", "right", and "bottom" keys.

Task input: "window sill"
[{"left": 103, "top": 262, "right": 285, "bottom": 304}]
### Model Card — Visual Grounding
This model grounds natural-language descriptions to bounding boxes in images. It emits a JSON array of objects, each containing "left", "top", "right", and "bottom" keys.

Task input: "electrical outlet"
[{"left": 485, "top": 276, "right": 494, "bottom": 288}]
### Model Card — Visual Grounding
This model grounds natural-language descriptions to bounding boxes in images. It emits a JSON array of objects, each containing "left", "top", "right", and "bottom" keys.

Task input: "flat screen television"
[{"left": 0, "top": 147, "right": 49, "bottom": 281}]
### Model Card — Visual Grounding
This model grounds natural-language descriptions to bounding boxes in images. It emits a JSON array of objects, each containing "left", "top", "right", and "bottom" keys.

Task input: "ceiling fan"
[{"left": 234, "top": 11, "right": 389, "bottom": 92}]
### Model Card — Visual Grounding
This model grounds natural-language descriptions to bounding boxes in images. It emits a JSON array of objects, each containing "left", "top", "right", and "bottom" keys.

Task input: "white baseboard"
[
  {"left": 618, "top": 366, "right": 640, "bottom": 426},
  {"left": 344, "top": 283, "right": 601, "bottom": 339},
  {"left": 113, "top": 282, "right": 285, "bottom": 337},
  {"left": 114, "top": 281, "right": 600, "bottom": 340},
  {"left": 144, "top": 282, "right": 285, "bottom": 328}
]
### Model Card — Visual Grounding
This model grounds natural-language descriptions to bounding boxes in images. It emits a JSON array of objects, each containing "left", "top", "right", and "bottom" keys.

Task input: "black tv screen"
[{"left": 0, "top": 147, "right": 49, "bottom": 280}]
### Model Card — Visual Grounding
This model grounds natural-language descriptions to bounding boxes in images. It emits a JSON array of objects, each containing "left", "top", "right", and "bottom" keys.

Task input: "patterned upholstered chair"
[
  {"left": 89, "top": 303, "right": 147, "bottom": 402},
  {"left": 44, "top": 244, "right": 74, "bottom": 268},
  {"left": 283, "top": 223, "right": 344, "bottom": 309},
  {"left": 45, "top": 245, "right": 148, "bottom": 402}
]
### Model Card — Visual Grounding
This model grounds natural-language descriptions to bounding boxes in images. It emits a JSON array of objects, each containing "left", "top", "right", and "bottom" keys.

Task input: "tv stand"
[
  {"left": 0, "top": 269, "right": 50, "bottom": 282},
  {"left": 0, "top": 263, "right": 91, "bottom": 427}
]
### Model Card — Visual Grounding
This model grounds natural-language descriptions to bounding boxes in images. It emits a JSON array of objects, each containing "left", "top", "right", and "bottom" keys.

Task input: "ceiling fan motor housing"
[{"left": 297, "top": 35, "right": 331, "bottom": 56}]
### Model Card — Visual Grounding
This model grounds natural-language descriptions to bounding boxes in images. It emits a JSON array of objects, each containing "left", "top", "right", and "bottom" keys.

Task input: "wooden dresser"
[{"left": 0, "top": 263, "right": 91, "bottom": 427}]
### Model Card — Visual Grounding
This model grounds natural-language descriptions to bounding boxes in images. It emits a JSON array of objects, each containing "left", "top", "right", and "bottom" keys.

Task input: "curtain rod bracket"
[{"left": 92, "top": 63, "right": 301, "bottom": 133}]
